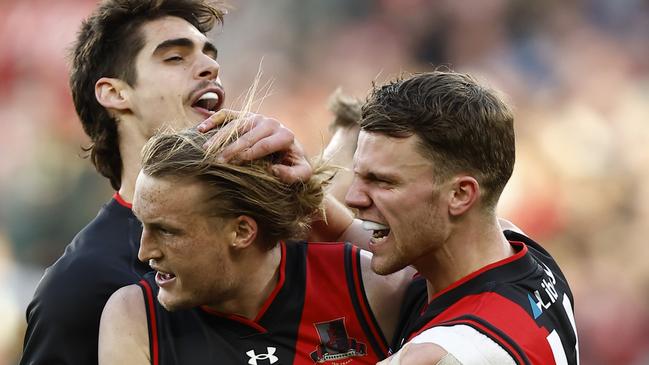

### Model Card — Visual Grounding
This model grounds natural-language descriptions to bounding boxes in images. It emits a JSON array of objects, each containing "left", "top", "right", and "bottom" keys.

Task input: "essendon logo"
[{"left": 310, "top": 318, "right": 367, "bottom": 363}]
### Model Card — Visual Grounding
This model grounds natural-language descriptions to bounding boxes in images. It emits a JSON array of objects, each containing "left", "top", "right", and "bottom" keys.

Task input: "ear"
[
  {"left": 95, "top": 77, "right": 131, "bottom": 111},
  {"left": 448, "top": 176, "right": 479, "bottom": 217},
  {"left": 230, "top": 215, "right": 258, "bottom": 250}
]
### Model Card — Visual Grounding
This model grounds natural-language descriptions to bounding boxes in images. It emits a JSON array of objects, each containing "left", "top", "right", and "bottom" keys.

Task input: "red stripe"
[
  {"left": 254, "top": 242, "right": 286, "bottom": 322},
  {"left": 113, "top": 192, "right": 132, "bottom": 209},
  {"left": 350, "top": 245, "right": 389, "bottom": 355},
  {"left": 409, "top": 292, "right": 555, "bottom": 364},
  {"left": 199, "top": 242, "right": 287, "bottom": 333},
  {"left": 428, "top": 242, "right": 528, "bottom": 302},
  {"left": 139, "top": 279, "right": 159, "bottom": 365}
]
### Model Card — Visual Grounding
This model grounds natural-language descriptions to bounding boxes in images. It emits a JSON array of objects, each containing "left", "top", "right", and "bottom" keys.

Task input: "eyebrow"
[
  {"left": 153, "top": 37, "right": 218, "bottom": 58},
  {"left": 353, "top": 165, "right": 396, "bottom": 182}
]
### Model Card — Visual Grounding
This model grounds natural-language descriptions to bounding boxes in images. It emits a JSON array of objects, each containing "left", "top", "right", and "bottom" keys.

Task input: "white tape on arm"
[{"left": 410, "top": 325, "right": 516, "bottom": 365}]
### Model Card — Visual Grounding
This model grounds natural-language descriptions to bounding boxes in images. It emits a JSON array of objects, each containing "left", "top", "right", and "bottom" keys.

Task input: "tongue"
[{"left": 194, "top": 98, "right": 216, "bottom": 111}]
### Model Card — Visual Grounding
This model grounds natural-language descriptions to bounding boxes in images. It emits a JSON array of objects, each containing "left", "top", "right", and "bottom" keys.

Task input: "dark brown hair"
[
  {"left": 70, "top": 0, "right": 225, "bottom": 189},
  {"left": 360, "top": 71, "right": 515, "bottom": 208}
]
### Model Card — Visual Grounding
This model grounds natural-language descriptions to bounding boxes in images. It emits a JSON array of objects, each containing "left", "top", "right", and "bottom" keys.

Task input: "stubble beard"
[{"left": 370, "top": 244, "right": 409, "bottom": 276}]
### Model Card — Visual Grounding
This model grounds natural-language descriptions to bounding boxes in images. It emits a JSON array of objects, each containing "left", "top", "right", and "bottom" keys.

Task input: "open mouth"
[
  {"left": 192, "top": 91, "right": 221, "bottom": 113},
  {"left": 361, "top": 220, "right": 390, "bottom": 241},
  {"left": 155, "top": 270, "right": 177, "bottom": 286}
]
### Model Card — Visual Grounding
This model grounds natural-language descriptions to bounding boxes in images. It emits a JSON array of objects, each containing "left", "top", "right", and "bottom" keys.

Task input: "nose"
[
  {"left": 195, "top": 54, "right": 220, "bottom": 80},
  {"left": 138, "top": 228, "right": 162, "bottom": 264},
  {"left": 344, "top": 178, "right": 371, "bottom": 210}
]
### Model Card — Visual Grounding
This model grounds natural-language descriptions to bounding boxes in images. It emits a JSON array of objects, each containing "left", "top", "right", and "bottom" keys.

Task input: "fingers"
[
  {"left": 197, "top": 110, "right": 313, "bottom": 183},
  {"left": 197, "top": 109, "right": 241, "bottom": 132},
  {"left": 200, "top": 110, "right": 256, "bottom": 149},
  {"left": 271, "top": 163, "right": 313, "bottom": 184},
  {"left": 227, "top": 127, "right": 294, "bottom": 162},
  {"left": 215, "top": 114, "right": 294, "bottom": 162}
]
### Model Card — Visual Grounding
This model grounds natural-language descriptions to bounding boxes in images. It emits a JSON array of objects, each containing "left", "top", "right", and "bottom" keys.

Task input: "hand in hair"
[{"left": 198, "top": 109, "right": 313, "bottom": 183}]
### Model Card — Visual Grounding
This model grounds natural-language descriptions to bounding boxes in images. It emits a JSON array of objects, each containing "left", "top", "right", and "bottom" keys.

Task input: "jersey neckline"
[
  {"left": 199, "top": 241, "right": 287, "bottom": 333},
  {"left": 427, "top": 241, "right": 531, "bottom": 305},
  {"left": 113, "top": 191, "right": 132, "bottom": 209}
]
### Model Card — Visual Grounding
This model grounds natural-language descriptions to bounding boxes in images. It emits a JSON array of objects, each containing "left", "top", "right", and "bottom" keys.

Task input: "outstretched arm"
[
  {"left": 197, "top": 110, "right": 527, "bottom": 246},
  {"left": 98, "top": 285, "right": 150, "bottom": 365}
]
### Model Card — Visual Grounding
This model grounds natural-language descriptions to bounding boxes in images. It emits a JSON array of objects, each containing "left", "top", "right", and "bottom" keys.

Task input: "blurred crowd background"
[{"left": 1, "top": 0, "right": 648, "bottom": 363}]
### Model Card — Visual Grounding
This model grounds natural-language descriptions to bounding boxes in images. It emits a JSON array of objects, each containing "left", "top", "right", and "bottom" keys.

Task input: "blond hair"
[{"left": 141, "top": 123, "right": 330, "bottom": 249}]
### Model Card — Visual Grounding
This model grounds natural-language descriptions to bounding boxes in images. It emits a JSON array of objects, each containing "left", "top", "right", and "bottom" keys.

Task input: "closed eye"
[
  {"left": 165, "top": 55, "right": 184, "bottom": 62},
  {"left": 157, "top": 227, "right": 174, "bottom": 236},
  {"left": 365, "top": 172, "right": 396, "bottom": 187}
]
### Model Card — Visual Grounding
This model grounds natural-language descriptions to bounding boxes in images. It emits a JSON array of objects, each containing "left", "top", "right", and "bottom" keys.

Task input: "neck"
[
  {"left": 207, "top": 243, "right": 282, "bottom": 320},
  {"left": 415, "top": 213, "right": 515, "bottom": 302},
  {"left": 116, "top": 116, "right": 149, "bottom": 204}
]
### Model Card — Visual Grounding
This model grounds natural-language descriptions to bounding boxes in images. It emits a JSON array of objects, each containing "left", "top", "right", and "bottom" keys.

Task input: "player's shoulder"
[
  {"left": 99, "top": 284, "right": 150, "bottom": 364},
  {"left": 74, "top": 197, "right": 139, "bottom": 248},
  {"left": 103, "top": 284, "right": 146, "bottom": 319},
  {"left": 27, "top": 199, "right": 141, "bottom": 317}
]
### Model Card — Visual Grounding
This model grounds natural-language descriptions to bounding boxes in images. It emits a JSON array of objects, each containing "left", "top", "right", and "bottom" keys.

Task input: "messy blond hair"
[{"left": 141, "top": 122, "right": 330, "bottom": 250}]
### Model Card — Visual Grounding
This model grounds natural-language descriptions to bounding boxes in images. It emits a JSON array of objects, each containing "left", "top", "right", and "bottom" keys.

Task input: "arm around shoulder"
[{"left": 99, "top": 284, "right": 150, "bottom": 365}]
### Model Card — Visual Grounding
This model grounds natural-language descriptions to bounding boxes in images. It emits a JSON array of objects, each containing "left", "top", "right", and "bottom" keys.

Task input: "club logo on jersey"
[
  {"left": 310, "top": 318, "right": 367, "bottom": 363},
  {"left": 246, "top": 347, "right": 279, "bottom": 365},
  {"left": 529, "top": 262, "right": 560, "bottom": 319}
]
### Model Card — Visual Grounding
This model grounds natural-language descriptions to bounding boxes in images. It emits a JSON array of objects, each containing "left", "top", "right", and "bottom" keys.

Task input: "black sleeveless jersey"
[
  {"left": 21, "top": 193, "right": 150, "bottom": 365},
  {"left": 138, "top": 241, "right": 389, "bottom": 365},
  {"left": 394, "top": 230, "right": 579, "bottom": 364}
]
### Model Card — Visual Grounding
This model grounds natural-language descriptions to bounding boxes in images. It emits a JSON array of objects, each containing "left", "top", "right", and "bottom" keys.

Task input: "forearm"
[{"left": 308, "top": 194, "right": 354, "bottom": 242}]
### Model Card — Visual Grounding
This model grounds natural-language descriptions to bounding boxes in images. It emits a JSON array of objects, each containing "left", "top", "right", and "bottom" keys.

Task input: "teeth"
[
  {"left": 158, "top": 271, "right": 175, "bottom": 280},
  {"left": 198, "top": 92, "right": 219, "bottom": 101},
  {"left": 373, "top": 228, "right": 390, "bottom": 239},
  {"left": 361, "top": 220, "right": 389, "bottom": 231}
]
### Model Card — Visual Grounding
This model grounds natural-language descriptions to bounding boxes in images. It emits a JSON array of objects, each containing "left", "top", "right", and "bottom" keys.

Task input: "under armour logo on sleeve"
[{"left": 246, "top": 347, "right": 279, "bottom": 365}]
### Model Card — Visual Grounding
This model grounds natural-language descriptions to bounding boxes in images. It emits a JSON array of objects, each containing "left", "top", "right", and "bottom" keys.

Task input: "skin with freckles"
[
  {"left": 133, "top": 174, "right": 235, "bottom": 311},
  {"left": 133, "top": 172, "right": 280, "bottom": 316}
]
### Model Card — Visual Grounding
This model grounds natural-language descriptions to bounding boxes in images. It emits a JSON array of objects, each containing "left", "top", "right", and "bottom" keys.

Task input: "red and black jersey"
[
  {"left": 138, "top": 241, "right": 388, "bottom": 365},
  {"left": 394, "top": 230, "right": 579, "bottom": 365},
  {"left": 21, "top": 193, "right": 151, "bottom": 365}
]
